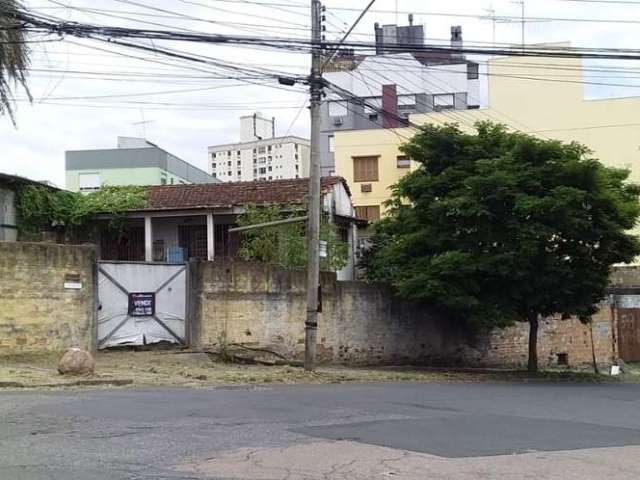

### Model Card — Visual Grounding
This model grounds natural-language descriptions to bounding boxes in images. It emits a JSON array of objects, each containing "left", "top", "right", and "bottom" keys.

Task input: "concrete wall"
[
  {"left": 189, "top": 261, "right": 615, "bottom": 368},
  {"left": 0, "top": 242, "right": 97, "bottom": 355}
]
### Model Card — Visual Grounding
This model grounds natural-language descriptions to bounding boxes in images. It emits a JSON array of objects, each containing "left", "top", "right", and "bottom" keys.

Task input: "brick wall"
[
  {"left": 0, "top": 242, "right": 97, "bottom": 355},
  {"left": 189, "top": 261, "right": 615, "bottom": 367}
]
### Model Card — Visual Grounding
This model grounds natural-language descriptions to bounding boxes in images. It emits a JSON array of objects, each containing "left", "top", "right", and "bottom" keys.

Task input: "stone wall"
[
  {"left": 0, "top": 242, "right": 97, "bottom": 355},
  {"left": 189, "top": 261, "right": 615, "bottom": 368}
]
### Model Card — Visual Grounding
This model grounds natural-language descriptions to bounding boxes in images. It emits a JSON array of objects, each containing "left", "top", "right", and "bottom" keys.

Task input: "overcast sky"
[{"left": 2, "top": 0, "right": 639, "bottom": 187}]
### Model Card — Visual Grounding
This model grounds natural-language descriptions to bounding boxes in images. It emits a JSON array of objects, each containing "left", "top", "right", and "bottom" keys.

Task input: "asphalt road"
[{"left": 2, "top": 381, "right": 640, "bottom": 479}]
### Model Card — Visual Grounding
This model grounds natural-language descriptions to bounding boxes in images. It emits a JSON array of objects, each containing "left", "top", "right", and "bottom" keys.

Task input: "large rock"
[{"left": 58, "top": 348, "right": 95, "bottom": 375}]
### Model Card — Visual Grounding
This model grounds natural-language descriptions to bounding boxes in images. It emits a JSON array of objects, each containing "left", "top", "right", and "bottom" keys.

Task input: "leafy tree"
[
  {"left": 363, "top": 122, "right": 640, "bottom": 371},
  {"left": 0, "top": 0, "right": 31, "bottom": 124},
  {"left": 236, "top": 204, "right": 348, "bottom": 272}
]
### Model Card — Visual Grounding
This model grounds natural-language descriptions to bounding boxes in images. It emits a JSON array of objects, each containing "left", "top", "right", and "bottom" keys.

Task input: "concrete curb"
[{"left": 0, "top": 378, "right": 133, "bottom": 389}]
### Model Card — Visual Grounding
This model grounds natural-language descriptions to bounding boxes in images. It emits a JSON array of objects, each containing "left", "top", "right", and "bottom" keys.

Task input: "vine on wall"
[{"left": 16, "top": 185, "right": 148, "bottom": 239}]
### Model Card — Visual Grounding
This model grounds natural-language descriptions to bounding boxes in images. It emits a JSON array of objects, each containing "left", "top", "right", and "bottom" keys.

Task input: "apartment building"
[
  {"left": 334, "top": 51, "right": 640, "bottom": 227},
  {"left": 66, "top": 137, "right": 215, "bottom": 192},
  {"left": 208, "top": 113, "right": 310, "bottom": 182},
  {"left": 320, "top": 18, "right": 480, "bottom": 176}
]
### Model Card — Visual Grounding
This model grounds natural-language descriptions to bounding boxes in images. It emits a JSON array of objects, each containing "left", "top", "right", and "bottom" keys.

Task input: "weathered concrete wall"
[
  {"left": 190, "top": 261, "right": 614, "bottom": 367},
  {"left": 0, "top": 242, "right": 97, "bottom": 355}
]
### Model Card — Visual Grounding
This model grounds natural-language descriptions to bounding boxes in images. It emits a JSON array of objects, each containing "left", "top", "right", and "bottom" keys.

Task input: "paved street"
[{"left": 2, "top": 382, "right": 640, "bottom": 479}]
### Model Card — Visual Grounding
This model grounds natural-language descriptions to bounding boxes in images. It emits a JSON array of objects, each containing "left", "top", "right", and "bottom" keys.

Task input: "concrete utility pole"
[{"left": 304, "top": 0, "right": 323, "bottom": 371}]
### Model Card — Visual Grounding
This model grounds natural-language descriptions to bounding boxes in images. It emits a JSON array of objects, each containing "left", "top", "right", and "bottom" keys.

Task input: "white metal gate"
[{"left": 97, "top": 262, "right": 187, "bottom": 348}]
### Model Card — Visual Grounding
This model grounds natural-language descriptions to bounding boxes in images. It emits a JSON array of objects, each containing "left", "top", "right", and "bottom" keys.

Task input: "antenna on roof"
[{"left": 132, "top": 109, "right": 155, "bottom": 138}]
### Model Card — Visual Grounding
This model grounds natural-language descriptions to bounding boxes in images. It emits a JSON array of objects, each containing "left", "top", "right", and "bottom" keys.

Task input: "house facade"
[
  {"left": 96, "top": 177, "right": 360, "bottom": 281},
  {"left": 0, "top": 173, "right": 58, "bottom": 242},
  {"left": 66, "top": 137, "right": 215, "bottom": 192}
]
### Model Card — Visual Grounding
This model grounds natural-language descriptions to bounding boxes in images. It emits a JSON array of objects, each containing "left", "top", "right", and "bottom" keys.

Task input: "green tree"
[
  {"left": 0, "top": 0, "right": 31, "bottom": 124},
  {"left": 236, "top": 204, "right": 348, "bottom": 272},
  {"left": 363, "top": 122, "right": 640, "bottom": 371}
]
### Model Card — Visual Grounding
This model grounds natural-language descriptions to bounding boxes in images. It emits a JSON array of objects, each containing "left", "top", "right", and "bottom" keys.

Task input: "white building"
[{"left": 208, "top": 113, "right": 310, "bottom": 182}]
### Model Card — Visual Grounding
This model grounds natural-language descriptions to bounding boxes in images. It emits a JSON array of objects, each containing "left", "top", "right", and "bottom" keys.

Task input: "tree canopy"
[
  {"left": 363, "top": 122, "right": 640, "bottom": 371},
  {"left": 0, "top": 0, "right": 30, "bottom": 124}
]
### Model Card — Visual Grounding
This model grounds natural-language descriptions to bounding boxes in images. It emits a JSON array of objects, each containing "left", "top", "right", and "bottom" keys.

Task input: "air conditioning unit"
[
  {"left": 361, "top": 183, "right": 372, "bottom": 193},
  {"left": 332, "top": 117, "right": 344, "bottom": 126}
]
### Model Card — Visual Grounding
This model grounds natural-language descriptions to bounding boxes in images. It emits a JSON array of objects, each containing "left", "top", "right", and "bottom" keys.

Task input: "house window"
[
  {"left": 78, "top": 172, "right": 101, "bottom": 192},
  {"left": 397, "top": 155, "right": 410, "bottom": 168},
  {"left": 353, "top": 156, "right": 379, "bottom": 182},
  {"left": 328, "top": 135, "right": 335, "bottom": 153},
  {"left": 434, "top": 93, "right": 455, "bottom": 111},
  {"left": 355, "top": 205, "right": 381, "bottom": 222}
]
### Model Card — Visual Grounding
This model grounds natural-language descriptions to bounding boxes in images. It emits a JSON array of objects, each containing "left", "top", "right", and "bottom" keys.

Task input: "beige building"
[{"left": 335, "top": 52, "right": 640, "bottom": 222}]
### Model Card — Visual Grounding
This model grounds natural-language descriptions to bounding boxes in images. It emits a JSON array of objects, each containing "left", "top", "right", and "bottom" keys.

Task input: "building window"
[
  {"left": 397, "top": 155, "right": 411, "bottom": 168},
  {"left": 237, "top": 150, "right": 241, "bottom": 155},
  {"left": 295, "top": 143, "right": 298, "bottom": 151},
  {"left": 328, "top": 135, "right": 335, "bottom": 153},
  {"left": 212, "top": 153, "right": 216, "bottom": 159},
  {"left": 212, "top": 173, "right": 217, "bottom": 178},
  {"left": 237, "top": 160, "right": 241, "bottom": 165},
  {"left": 268, "top": 166, "right": 272, "bottom": 172},
  {"left": 258, "top": 146, "right": 266, "bottom": 154},
  {"left": 78, "top": 172, "right": 101, "bottom": 192},
  {"left": 369, "top": 113, "right": 378, "bottom": 122},
  {"left": 228, "top": 171, "right": 232, "bottom": 176},
  {"left": 228, "top": 150, "right": 231, "bottom": 156},
  {"left": 237, "top": 170, "right": 241, "bottom": 176},
  {"left": 295, "top": 154, "right": 299, "bottom": 160},
  {"left": 259, "top": 167, "right": 266, "bottom": 174},
  {"left": 353, "top": 156, "right": 379, "bottom": 182},
  {"left": 434, "top": 93, "right": 455, "bottom": 111},
  {"left": 253, "top": 148, "right": 257, "bottom": 154},
  {"left": 295, "top": 164, "right": 299, "bottom": 171},
  {"left": 161, "top": 177, "right": 167, "bottom": 185},
  {"left": 268, "top": 156, "right": 272, "bottom": 162},
  {"left": 227, "top": 161, "right": 231, "bottom": 166},
  {"left": 253, "top": 158, "right": 257, "bottom": 164},
  {"left": 268, "top": 176, "right": 272, "bottom": 180},
  {"left": 355, "top": 205, "right": 381, "bottom": 222},
  {"left": 212, "top": 163, "right": 216, "bottom": 169},
  {"left": 467, "top": 63, "right": 479, "bottom": 80},
  {"left": 170, "top": 178, "right": 174, "bottom": 184},
  {"left": 268, "top": 145, "right": 272, "bottom": 152}
]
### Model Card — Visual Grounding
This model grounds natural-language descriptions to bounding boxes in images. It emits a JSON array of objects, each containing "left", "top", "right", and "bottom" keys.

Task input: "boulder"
[{"left": 58, "top": 348, "right": 95, "bottom": 375}]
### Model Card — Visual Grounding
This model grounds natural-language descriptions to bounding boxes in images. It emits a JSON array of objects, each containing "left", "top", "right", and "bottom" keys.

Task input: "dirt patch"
[{"left": 0, "top": 350, "right": 623, "bottom": 390}]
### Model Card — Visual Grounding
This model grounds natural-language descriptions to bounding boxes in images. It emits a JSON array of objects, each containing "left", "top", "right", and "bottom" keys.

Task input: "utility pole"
[{"left": 304, "top": 0, "right": 323, "bottom": 371}]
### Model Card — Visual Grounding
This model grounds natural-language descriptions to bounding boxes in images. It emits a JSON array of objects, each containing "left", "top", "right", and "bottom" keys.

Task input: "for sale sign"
[{"left": 128, "top": 292, "right": 155, "bottom": 317}]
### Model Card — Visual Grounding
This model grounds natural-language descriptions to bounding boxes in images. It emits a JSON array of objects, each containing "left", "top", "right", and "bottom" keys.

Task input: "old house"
[
  {"left": 0, "top": 173, "right": 58, "bottom": 242},
  {"left": 96, "top": 176, "right": 361, "bottom": 281}
]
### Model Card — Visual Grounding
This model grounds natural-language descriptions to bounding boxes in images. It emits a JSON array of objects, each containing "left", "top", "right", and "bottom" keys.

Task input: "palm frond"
[{"left": 0, "top": 0, "right": 31, "bottom": 125}]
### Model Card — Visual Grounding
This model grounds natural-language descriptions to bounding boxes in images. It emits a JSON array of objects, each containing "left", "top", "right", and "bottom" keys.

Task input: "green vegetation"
[
  {"left": 363, "top": 122, "right": 640, "bottom": 372},
  {"left": 236, "top": 204, "right": 348, "bottom": 271},
  {"left": 16, "top": 185, "right": 148, "bottom": 238},
  {"left": 0, "top": 0, "right": 31, "bottom": 125}
]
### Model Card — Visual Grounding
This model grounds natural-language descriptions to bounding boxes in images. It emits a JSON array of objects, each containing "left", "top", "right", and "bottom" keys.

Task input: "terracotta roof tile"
[{"left": 142, "top": 176, "right": 349, "bottom": 211}]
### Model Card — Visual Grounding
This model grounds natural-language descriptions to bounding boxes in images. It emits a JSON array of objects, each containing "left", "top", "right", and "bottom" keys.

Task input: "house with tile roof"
[{"left": 96, "top": 176, "right": 361, "bottom": 281}]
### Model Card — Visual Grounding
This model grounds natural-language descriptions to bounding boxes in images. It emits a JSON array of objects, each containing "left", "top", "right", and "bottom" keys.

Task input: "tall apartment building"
[
  {"left": 320, "top": 18, "right": 479, "bottom": 176},
  {"left": 66, "top": 137, "right": 215, "bottom": 192},
  {"left": 208, "top": 113, "right": 310, "bottom": 182}
]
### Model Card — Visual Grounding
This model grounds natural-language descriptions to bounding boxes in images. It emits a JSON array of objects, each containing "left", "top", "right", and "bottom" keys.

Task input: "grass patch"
[{"left": 0, "top": 350, "right": 624, "bottom": 390}]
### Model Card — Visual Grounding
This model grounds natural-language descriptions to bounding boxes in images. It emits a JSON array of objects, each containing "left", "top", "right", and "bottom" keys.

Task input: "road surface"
[{"left": 2, "top": 382, "right": 640, "bottom": 479}]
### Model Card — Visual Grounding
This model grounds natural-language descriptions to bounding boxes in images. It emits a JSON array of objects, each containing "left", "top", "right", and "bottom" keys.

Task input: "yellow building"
[{"left": 335, "top": 53, "right": 640, "bottom": 223}]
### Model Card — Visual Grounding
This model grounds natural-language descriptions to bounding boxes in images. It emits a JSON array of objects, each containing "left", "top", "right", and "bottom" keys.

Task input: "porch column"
[
  {"left": 206, "top": 211, "right": 215, "bottom": 261},
  {"left": 144, "top": 215, "right": 153, "bottom": 262}
]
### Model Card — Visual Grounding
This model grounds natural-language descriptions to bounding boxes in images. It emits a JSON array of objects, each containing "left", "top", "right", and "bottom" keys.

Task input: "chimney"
[
  {"left": 451, "top": 26, "right": 463, "bottom": 59},
  {"left": 382, "top": 84, "right": 399, "bottom": 129}
]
